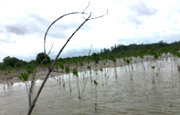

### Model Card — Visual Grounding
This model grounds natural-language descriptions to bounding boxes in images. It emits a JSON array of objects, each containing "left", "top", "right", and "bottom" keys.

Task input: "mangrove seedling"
[
  {"left": 87, "top": 65, "right": 93, "bottom": 83},
  {"left": 92, "top": 53, "right": 100, "bottom": 75},
  {"left": 73, "top": 68, "right": 81, "bottom": 99},
  {"left": 151, "top": 65, "right": 156, "bottom": 84},
  {"left": 65, "top": 66, "right": 72, "bottom": 93},
  {"left": 100, "top": 67, "right": 104, "bottom": 86},
  {"left": 18, "top": 72, "right": 31, "bottom": 107},
  {"left": 140, "top": 55, "right": 145, "bottom": 71},
  {"left": 124, "top": 57, "right": 133, "bottom": 81},
  {"left": 94, "top": 80, "right": 98, "bottom": 112},
  {"left": 109, "top": 55, "right": 118, "bottom": 78}
]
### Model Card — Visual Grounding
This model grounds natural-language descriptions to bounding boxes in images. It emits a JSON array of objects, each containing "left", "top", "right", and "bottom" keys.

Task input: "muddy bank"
[{"left": 0, "top": 54, "right": 172, "bottom": 84}]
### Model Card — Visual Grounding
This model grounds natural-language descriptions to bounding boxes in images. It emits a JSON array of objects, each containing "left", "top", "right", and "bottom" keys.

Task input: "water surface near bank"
[{"left": 1, "top": 58, "right": 180, "bottom": 115}]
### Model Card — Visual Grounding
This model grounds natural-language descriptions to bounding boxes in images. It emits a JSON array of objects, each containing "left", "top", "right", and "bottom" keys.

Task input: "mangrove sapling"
[
  {"left": 129, "top": 57, "right": 133, "bottom": 71},
  {"left": 94, "top": 80, "right": 98, "bottom": 112},
  {"left": 65, "top": 66, "right": 72, "bottom": 93},
  {"left": 125, "top": 57, "right": 133, "bottom": 81},
  {"left": 103, "top": 61, "right": 107, "bottom": 77},
  {"left": 169, "top": 61, "right": 174, "bottom": 107},
  {"left": 72, "top": 67, "right": 89, "bottom": 99},
  {"left": 62, "top": 75, "right": 66, "bottom": 88},
  {"left": 26, "top": 67, "right": 36, "bottom": 107},
  {"left": 100, "top": 67, "right": 104, "bottom": 86},
  {"left": 3, "top": 71, "right": 10, "bottom": 88},
  {"left": 73, "top": 68, "right": 81, "bottom": 99},
  {"left": 123, "top": 58, "right": 128, "bottom": 73},
  {"left": 105, "top": 67, "right": 112, "bottom": 85},
  {"left": 110, "top": 55, "right": 118, "bottom": 79},
  {"left": 2, "top": 75, "right": 6, "bottom": 92},
  {"left": 151, "top": 65, "right": 156, "bottom": 84},
  {"left": 80, "top": 76, "right": 89, "bottom": 98},
  {"left": 18, "top": 72, "right": 31, "bottom": 107},
  {"left": 87, "top": 65, "right": 93, "bottom": 83},
  {"left": 140, "top": 55, "right": 146, "bottom": 71},
  {"left": 79, "top": 62, "right": 85, "bottom": 81},
  {"left": 92, "top": 53, "right": 100, "bottom": 75}
]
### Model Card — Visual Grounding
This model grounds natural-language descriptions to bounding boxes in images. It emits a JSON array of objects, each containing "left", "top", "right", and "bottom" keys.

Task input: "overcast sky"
[{"left": 0, "top": 0, "right": 180, "bottom": 62}]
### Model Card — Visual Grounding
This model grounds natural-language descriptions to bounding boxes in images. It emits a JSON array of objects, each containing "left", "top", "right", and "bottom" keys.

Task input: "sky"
[{"left": 0, "top": 0, "right": 180, "bottom": 62}]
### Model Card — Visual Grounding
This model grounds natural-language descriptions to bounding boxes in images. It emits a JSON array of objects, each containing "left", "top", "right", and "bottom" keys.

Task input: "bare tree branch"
[
  {"left": 44, "top": 12, "right": 85, "bottom": 54},
  {"left": 83, "top": 2, "right": 90, "bottom": 13},
  {"left": 28, "top": 69, "right": 37, "bottom": 108},
  {"left": 89, "top": 9, "right": 108, "bottom": 20},
  {"left": 47, "top": 43, "right": 54, "bottom": 56},
  {"left": 28, "top": 43, "right": 54, "bottom": 108},
  {"left": 44, "top": 2, "right": 91, "bottom": 54},
  {"left": 82, "top": 9, "right": 108, "bottom": 20},
  {"left": 27, "top": 1, "right": 108, "bottom": 114},
  {"left": 27, "top": 13, "right": 91, "bottom": 115}
]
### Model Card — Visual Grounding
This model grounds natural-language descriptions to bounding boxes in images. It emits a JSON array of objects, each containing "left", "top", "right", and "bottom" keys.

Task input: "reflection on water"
[{"left": 1, "top": 57, "right": 180, "bottom": 115}]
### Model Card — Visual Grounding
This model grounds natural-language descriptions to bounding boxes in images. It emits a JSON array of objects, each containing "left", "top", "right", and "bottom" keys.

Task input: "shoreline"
[{"left": 0, "top": 54, "right": 174, "bottom": 84}]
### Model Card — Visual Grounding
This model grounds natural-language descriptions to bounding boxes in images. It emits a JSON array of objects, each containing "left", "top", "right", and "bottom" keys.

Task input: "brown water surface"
[{"left": 0, "top": 57, "right": 180, "bottom": 115}]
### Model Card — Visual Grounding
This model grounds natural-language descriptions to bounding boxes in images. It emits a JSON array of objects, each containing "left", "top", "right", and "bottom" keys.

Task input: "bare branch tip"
[{"left": 83, "top": 2, "right": 90, "bottom": 13}]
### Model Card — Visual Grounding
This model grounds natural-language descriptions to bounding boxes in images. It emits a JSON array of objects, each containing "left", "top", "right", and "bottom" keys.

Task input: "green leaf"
[
  {"left": 19, "top": 73, "right": 29, "bottom": 82},
  {"left": 94, "top": 80, "right": 98, "bottom": 86},
  {"left": 151, "top": 66, "right": 155, "bottom": 69},
  {"left": 126, "top": 59, "right": 130, "bottom": 65},
  {"left": 72, "top": 69, "right": 78, "bottom": 77},
  {"left": 65, "top": 67, "right": 70, "bottom": 73},
  {"left": 87, "top": 65, "right": 91, "bottom": 70}
]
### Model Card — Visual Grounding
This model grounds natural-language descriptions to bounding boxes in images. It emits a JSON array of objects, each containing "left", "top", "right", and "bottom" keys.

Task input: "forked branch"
[
  {"left": 27, "top": 13, "right": 91, "bottom": 115},
  {"left": 28, "top": 2, "right": 107, "bottom": 115},
  {"left": 44, "top": 12, "right": 86, "bottom": 54}
]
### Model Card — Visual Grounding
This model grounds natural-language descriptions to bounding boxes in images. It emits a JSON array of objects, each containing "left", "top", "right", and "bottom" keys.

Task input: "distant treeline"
[
  {"left": 0, "top": 40, "right": 180, "bottom": 71},
  {"left": 99, "top": 40, "right": 180, "bottom": 59}
]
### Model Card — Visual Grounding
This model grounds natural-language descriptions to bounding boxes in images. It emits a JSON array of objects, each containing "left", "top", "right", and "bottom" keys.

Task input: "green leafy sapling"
[
  {"left": 18, "top": 72, "right": 31, "bottom": 106},
  {"left": 19, "top": 73, "right": 29, "bottom": 82},
  {"left": 73, "top": 68, "right": 81, "bottom": 99},
  {"left": 72, "top": 69, "right": 78, "bottom": 77},
  {"left": 151, "top": 65, "right": 156, "bottom": 84}
]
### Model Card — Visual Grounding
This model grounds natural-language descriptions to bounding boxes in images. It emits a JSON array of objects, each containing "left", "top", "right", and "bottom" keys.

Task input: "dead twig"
[
  {"left": 27, "top": 13, "right": 91, "bottom": 115},
  {"left": 28, "top": 2, "right": 107, "bottom": 114},
  {"left": 44, "top": 12, "right": 86, "bottom": 54}
]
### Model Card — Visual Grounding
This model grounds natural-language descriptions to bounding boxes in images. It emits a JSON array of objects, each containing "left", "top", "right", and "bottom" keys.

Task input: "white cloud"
[{"left": 0, "top": 0, "right": 180, "bottom": 62}]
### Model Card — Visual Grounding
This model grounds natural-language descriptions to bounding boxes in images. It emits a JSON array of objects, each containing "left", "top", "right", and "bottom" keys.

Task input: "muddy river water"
[{"left": 1, "top": 57, "right": 180, "bottom": 115}]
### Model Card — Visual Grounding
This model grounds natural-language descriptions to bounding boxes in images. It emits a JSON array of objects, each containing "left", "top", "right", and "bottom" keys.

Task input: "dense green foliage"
[
  {"left": 100, "top": 40, "right": 180, "bottom": 59},
  {"left": 36, "top": 52, "right": 50, "bottom": 64},
  {"left": 3, "top": 56, "right": 27, "bottom": 68},
  {"left": 0, "top": 40, "right": 180, "bottom": 73}
]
